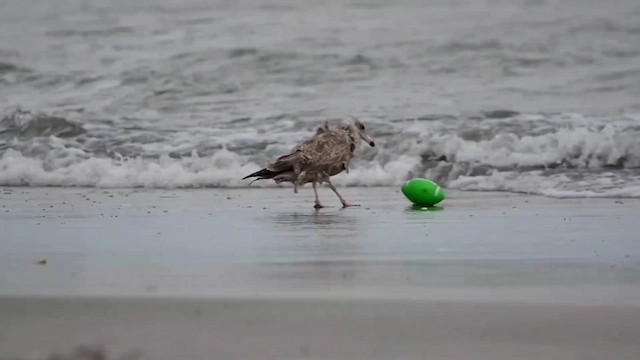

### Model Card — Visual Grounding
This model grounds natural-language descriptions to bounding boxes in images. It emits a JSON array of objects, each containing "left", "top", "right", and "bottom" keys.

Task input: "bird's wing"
[
  {"left": 266, "top": 122, "right": 344, "bottom": 174},
  {"left": 301, "top": 130, "right": 352, "bottom": 169},
  {"left": 268, "top": 150, "right": 305, "bottom": 172}
]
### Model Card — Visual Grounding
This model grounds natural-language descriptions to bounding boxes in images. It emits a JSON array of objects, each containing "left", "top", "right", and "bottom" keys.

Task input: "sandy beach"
[{"left": 1, "top": 186, "right": 639, "bottom": 359}]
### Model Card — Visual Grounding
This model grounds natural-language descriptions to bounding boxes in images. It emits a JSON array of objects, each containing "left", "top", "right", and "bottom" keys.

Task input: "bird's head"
[{"left": 343, "top": 115, "right": 375, "bottom": 147}]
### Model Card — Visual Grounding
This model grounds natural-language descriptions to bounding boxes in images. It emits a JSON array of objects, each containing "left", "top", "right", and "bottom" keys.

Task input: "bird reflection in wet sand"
[
  {"left": 266, "top": 212, "right": 363, "bottom": 285},
  {"left": 268, "top": 212, "right": 362, "bottom": 259},
  {"left": 273, "top": 212, "right": 360, "bottom": 232},
  {"left": 242, "top": 116, "right": 375, "bottom": 209}
]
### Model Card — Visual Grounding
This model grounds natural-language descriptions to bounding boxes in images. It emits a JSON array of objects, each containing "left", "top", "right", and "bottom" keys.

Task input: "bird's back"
[{"left": 299, "top": 129, "right": 352, "bottom": 169}]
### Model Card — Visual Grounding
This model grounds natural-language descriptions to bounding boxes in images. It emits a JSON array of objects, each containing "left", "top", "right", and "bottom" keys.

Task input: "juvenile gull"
[{"left": 242, "top": 116, "right": 375, "bottom": 208}]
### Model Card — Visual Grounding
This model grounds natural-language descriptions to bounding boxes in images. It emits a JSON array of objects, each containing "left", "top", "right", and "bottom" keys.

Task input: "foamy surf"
[{"left": 1, "top": 109, "right": 639, "bottom": 198}]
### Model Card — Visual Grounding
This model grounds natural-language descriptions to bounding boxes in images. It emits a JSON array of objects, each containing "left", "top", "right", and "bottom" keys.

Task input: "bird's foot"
[
  {"left": 341, "top": 202, "right": 360, "bottom": 208},
  {"left": 314, "top": 202, "right": 325, "bottom": 209}
]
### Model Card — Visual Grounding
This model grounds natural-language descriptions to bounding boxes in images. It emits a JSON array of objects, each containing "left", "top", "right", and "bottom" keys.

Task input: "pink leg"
[
  {"left": 327, "top": 179, "right": 359, "bottom": 208},
  {"left": 313, "top": 182, "right": 324, "bottom": 209}
]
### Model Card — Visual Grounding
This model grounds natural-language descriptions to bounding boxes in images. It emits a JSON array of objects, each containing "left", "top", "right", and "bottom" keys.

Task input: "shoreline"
[{"left": 3, "top": 185, "right": 640, "bottom": 199}]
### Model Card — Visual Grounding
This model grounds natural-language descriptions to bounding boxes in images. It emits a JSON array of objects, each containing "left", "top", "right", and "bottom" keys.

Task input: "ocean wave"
[
  {"left": 2, "top": 147, "right": 638, "bottom": 198},
  {"left": 448, "top": 170, "right": 640, "bottom": 198},
  {"left": 0, "top": 148, "right": 258, "bottom": 188},
  {"left": 0, "top": 109, "right": 86, "bottom": 138},
  {"left": 1, "top": 109, "right": 639, "bottom": 197},
  {"left": 439, "top": 39, "right": 503, "bottom": 53},
  {"left": 46, "top": 26, "right": 135, "bottom": 38},
  {"left": 0, "top": 61, "right": 31, "bottom": 75}
]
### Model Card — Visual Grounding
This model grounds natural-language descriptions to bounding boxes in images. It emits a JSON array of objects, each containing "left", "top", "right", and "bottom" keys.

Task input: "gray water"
[{"left": 1, "top": 0, "right": 640, "bottom": 196}]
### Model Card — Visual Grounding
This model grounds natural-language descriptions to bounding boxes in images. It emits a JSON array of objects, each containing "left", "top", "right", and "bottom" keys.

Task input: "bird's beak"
[{"left": 360, "top": 132, "right": 375, "bottom": 147}]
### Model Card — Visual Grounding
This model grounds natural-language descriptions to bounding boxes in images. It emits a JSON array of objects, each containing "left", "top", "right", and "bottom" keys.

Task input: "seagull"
[{"left": 242, "top": 116, "right": 375, "bottom": 208}]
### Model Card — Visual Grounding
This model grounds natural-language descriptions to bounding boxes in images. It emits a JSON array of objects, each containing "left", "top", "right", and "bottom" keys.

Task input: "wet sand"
[{"left": 1, "top": 187, "right": 640, "bottom": 359}]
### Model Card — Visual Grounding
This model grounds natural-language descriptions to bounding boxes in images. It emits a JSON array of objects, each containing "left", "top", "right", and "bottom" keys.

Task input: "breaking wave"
[
  {"left": 0, "top": 109, "right": 86, "bottom": 138},
  {"left": 1, "top": 109, "right": 639, "bottom": 198}
]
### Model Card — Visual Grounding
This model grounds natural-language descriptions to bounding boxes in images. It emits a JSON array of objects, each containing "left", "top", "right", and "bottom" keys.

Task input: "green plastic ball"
[{"left": 401, "top": 178, "right": 445, "bottom": 207}]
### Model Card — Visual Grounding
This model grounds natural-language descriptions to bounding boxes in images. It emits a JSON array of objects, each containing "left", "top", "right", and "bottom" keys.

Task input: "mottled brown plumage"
[{"left": 242, "top": 116, "right": 375, "bottom": 208}]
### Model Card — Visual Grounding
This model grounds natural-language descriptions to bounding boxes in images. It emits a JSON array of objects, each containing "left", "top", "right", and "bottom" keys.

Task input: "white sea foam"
[
  {"left": 1, "top": 110, "right": 639, "bottom": 197},
  {"left": 449, "top": 170, "right": 640, "bottom": 198},
  {"left": 0, "top": 148, "right": 261, "bottom": 188}
]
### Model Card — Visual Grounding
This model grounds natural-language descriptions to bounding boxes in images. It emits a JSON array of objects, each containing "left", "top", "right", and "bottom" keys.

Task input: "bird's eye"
[{"left": 359, "top": 124, "right": 365, "bottom": 130}]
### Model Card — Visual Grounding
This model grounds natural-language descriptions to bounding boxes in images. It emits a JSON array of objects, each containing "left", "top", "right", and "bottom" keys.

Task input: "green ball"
[{"left": 401, "top": 178, "right": 445, "bottom": 207}]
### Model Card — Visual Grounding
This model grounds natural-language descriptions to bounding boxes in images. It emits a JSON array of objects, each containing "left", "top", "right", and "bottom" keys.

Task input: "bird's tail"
[
  {"left": 242, "top": 151, "right": 299, "bottom": 185},
  {"left": 242, "top": 168, "right": 275, "bottom": 180},
  {"left": 242, "top": 168, "right": 288, "bottom": 185}
]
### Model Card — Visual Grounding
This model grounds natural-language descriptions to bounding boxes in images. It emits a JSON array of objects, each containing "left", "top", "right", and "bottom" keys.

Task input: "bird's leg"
[
  {"left": 326, "top": 178, "right": 359, "bottom": 208},
  {"left": 312, "top": 181, "right": 324, "bottom": 209},
  {"left": 294, "top": 170, "right": 305, "bottom": 194}
]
